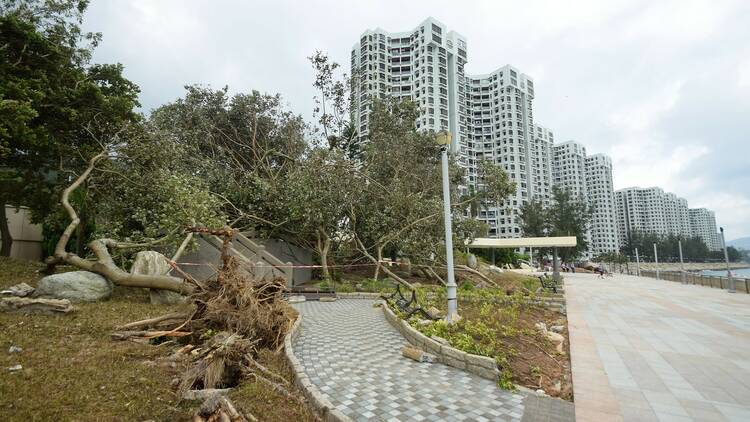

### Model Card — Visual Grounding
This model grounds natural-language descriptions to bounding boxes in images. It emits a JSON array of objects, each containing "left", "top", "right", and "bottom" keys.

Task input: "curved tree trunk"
[
  {"left": 47, "top": 151, "right": 194, "bottom": 294},
  {"left": 0, "top": 204, "right": 12, "bottom": 257},
  {"left": 373, "top": 245, "right": 384, "bottom": 280},
  {"left": 316, "top": 230, "right": 331, "bottom": 281},
  {"left": 355, "top": 236, "right": 413, "bottom": 290}
]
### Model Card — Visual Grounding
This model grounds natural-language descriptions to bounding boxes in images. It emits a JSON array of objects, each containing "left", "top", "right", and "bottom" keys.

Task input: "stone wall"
[
  {"left": 283, "top": 314, "right": 352, "bottom": 422},
  {"left": 381, "top": 303, "right": 501, "bottom": 381},
  {"left": 2, "top": 205, "right": 43, "bottom": 261}
]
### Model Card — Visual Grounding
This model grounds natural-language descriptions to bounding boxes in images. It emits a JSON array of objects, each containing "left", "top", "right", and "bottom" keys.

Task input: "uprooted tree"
[
  {"left": 46, "top": 150, "right": 197, "bottom": 293},
  {"left": 111, "top": 229, "right": 306, "bottom": 422},
  {"left": 350, "top": 98, "right": 516, "bottom": 287}
]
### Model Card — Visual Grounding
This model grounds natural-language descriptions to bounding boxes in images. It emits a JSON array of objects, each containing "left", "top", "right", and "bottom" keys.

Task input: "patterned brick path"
[
  {"left": 291, "top": 299, "right": 574, "bottom": 422},
  {"left": 566, "top": 272, "right": 750, "bottom": 422}
]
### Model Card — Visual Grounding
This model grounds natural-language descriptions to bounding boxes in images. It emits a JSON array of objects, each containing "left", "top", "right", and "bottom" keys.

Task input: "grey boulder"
[
  {"left": 34, "top": 271, "right": 113, "bottom": 302},
  {"left": 131, "top": 250, "right": 186, "bottom": 305},
  {"left": 467, "top": 253, "right": 478, "bottom": 269}
]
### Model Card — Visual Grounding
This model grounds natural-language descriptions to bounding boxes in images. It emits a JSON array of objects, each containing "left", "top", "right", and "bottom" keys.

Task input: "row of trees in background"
[
  {"left": 518, "top": 187, "right": 591, "bottom": 263},
  {"left": 1, "top": 1, "right": 518, "bottom": 287},
  {"left": 1, "top": 0, "right": 141, "bottom": 256},
  {"left": 613, "top": 231, "right": 744, "bottom": 263}
]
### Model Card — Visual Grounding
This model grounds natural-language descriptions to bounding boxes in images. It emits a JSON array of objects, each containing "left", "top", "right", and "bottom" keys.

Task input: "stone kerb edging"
[
  {"left": 335, "top": 292, "right": 382, "bottom": 299},
  {"left": 422, "top": 293, "right": 567, "bottom": 314},
  {"left": 381, "top": 303, "right": 501, "bottom": 381},
  {"left": 283, "top": 314, "right": 352, "bottom": 422}
]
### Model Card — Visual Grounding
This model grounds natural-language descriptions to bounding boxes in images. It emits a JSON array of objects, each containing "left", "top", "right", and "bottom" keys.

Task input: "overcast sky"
[{"left": 83, "top": 0, "right": 750, "bottom": 240}]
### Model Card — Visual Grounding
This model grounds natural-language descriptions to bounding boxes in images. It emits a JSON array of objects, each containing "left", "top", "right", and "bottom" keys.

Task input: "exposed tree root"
[
  {"left": 116, "top": 229, "right": 312, "bottom": 420},
  {"left": 115, "top": 312, "right": 189, "bottom": 330}
]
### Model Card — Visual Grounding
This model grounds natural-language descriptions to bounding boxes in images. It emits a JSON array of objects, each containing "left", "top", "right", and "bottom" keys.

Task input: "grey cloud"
[{"left": 82, "top": 0, "right": 750, "bottom": 239}]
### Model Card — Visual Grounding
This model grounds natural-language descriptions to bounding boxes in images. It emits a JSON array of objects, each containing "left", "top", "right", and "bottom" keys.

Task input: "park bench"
[
  {"left": 538, "top": 274, "right": 557, "bottom": 293},
  {"left": 380, "top": 284, "right": 437, "bottom": 320}
]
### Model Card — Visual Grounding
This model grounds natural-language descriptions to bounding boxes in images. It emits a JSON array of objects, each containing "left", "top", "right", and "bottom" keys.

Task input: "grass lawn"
[{"left": 0, "top": 257, "right": 315, "bottom": 421}]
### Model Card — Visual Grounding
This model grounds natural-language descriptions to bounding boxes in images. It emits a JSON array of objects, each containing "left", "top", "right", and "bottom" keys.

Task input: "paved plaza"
[
  {"left": 291, "top": 299, "right": 574, "bottom": 422},
  {"left": 566, "top": 272, "right": 750, "bottom": 422}
]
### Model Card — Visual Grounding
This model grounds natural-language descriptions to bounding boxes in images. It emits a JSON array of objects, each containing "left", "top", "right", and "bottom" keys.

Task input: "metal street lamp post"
[
  {"left": 720, "top": 227, "right": 735, "bottom": 293},
  {"left": 436, "top": 131, "right": 459, "bottom": 321},
  {"left": 678, "top": 240, "right": 686, "bottom": 284},
  {"left": 635, "top": 248, "right": 641, "bottom": 277},
  {"left": 654, "top": 243, "right": 660, "bottom": 280}
]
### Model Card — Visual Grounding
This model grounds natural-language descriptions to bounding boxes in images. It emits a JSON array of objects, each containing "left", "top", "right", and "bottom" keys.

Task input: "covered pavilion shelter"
[{"left": 465, "top": 236, "right": 577, "bottom": 282}]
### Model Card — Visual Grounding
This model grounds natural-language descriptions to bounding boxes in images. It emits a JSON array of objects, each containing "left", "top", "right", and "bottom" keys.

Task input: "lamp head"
[{"left": 436, "top": 130, "right": 452, "bottom": 146}]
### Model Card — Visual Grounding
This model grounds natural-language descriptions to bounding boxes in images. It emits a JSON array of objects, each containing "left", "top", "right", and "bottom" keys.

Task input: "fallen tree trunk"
[
  {"left": 45, "top": 151, "right": 195, "bottom": 294},
  {"left": 354, "top": 236, "right": 414, "bottom": 290},
  {"left": 455, "top": 265, "right": 499, "bottom": 287}
]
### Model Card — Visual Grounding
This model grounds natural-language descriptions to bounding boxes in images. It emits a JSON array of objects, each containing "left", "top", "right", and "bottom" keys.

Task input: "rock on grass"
[{"left": 33, "top": 271, "right": 113, "bottom": 302}]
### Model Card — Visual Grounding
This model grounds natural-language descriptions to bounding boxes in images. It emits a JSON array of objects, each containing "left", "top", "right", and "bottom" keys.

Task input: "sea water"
[{"left": 702, "top": 267, "right": 750, "bottom": 278}]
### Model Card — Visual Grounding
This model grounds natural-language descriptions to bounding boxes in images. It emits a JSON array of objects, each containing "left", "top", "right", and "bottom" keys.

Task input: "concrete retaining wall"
[
  {"left": 381, "top": 304, "right": 501, "bottom": 381},
  {"left": 2, "top": 206, "right": 43, "bottom": 261}
]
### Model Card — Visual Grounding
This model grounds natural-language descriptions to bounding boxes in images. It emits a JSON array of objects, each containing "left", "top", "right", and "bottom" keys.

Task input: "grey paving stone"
[
  {"left": 291, "top": 299, "right": 573, "bottom": 421},
  {"left": 565, "top": 272, "right": 750, "bottom": 422}
]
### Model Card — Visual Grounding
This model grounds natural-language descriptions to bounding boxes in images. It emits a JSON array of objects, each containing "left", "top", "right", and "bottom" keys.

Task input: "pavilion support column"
[
  {"left": 553, "top": 247, "right": 560, "bottom": 283},
  {"left": 491, "top": 248, "right": 496, "bottom": 266}
]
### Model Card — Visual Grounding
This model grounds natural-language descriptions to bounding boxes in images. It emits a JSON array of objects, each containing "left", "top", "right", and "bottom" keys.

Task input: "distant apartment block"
[
  {"left": 585, "top": 154, "right": 619, "bottom": 256},
  {"left": 689, "top": 208, "right": 722, "bottom": 251},
  {"left": 616, "top": 187, "right": 670, "bottom": 243},
  {"left": 532, "top": 125, "right": 554, "bottom": 207},
  {"left": 615, "top": 187, "right": 720, "bottom": 251},
  {"left": 552, "top": 141, "right": 587, "bottom": 199},
  {"left": 550, "top": 142, "right": 619, "bottom": 257}
]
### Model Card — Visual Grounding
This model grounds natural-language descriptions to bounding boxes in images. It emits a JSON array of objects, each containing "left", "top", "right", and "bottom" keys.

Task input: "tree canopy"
[{"left": 0, "top": 0, "right": 140, "bottom": 255}]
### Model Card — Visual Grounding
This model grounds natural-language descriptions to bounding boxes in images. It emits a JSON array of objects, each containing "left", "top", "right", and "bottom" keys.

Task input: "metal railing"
[
  {"left": 637, "top": 270, "right": 749, "bottom": 293},
  {"left": 605, "top": 264, "right": 750, "bottom": 294}
]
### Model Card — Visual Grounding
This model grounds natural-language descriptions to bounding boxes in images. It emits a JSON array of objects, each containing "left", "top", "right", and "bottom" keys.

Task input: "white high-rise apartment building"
[
  {"left": 552, "top": 141, "right": 588, "bottom": 199},
  {"left": 532, "top": 125, "right": 554, "bottom": 207},
  {"left": 615, "top": 187, "right": 698, "bottom": 247},
  {"left": 664, "top": 193, "right": 691, "bottom": 237},
  {"left": 550, "top": 143, "right": 619, "bottom": 257},
  {"left": 352, "top": 18, "right": 537, "bottom": 238},
  {"left": 351, "top": 18, "right": 471, "bottom": 172},
  {"left": 689, "top": 208, "right": 721, "bottom": 251},
  {"left": 467, "top": 66, "right": 536, "bottom": 237},
  {"left": 585, "top": 154, "right": 619, "bottom": 256}
]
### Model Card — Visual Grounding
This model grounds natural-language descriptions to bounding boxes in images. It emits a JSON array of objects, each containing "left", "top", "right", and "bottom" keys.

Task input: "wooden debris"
[
  {"left": 193, "top": 395, "right": 254, "bottom": 422},
  {"left": 0, "top": 282, "right": 35, "bottom": 297},
  {"left": 0, "top": 297, "right": 73, "bottom": 315},
  {"left": 401, "top": 345, "right": 435, "bottom": 363},
  {"left": 115, "top": 312, "right": 188, "bottom": 330},
  {"left": 183, "top": 388, "right": 232, "bottom": 401},
  {"left": 111, "top": 330, "right": 192, "bottom": 342}
]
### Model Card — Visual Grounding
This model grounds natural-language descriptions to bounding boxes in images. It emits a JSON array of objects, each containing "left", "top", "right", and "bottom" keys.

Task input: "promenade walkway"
[
  {"left": 291, "top": 299, "right": 574, "bottom": 422},
  {"left": 565, "top": 272, "right": 750, "bottom": 422}
]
